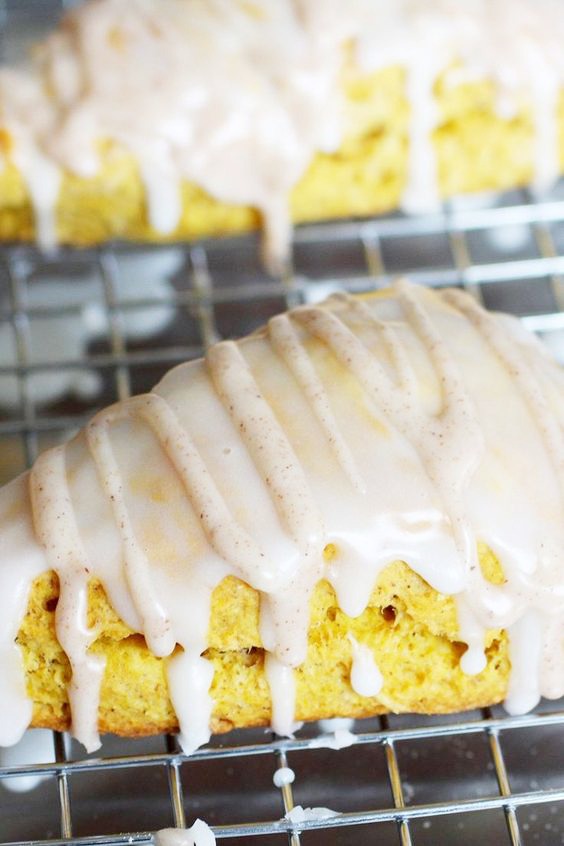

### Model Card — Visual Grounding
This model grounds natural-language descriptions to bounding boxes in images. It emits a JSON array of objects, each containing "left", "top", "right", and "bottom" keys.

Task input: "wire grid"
[{"left": 1, "top": 189, "right": 564, "bottom": 846}]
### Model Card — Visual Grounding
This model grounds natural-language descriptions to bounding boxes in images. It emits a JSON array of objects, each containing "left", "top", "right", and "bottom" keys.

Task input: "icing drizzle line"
[
  {"left": 30, "top": 447, "right": 105, "bottom": 753},
  {"left": 2, "top": 279, "right": 561, "bottom": 751}
]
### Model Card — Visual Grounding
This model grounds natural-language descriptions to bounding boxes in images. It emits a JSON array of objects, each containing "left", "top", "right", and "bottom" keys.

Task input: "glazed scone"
[
  {"left": 1, "top": 0, "right": 564, "bottom": 265},
  {"left": 0, "top": 280, "right": 562, "bottom": 753}
]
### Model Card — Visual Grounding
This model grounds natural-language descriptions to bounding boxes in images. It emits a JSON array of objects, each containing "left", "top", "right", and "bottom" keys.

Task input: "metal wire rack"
[{"left": 2, "top": 185, "right": 564, "bottom": 846}]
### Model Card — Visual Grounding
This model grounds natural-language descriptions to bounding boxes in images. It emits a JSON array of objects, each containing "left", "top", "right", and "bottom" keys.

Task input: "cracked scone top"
[
  {"left": 2, "top": 0, "right": 564, "bottom": 261},
  {"left": 1, "top": 280, "right": 564, "bottom": 753}
]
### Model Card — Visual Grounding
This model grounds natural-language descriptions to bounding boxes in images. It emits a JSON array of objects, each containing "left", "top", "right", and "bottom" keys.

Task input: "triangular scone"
[
  {"left": 1, "top": 280, "right": 563, "bottom": 753},
  {"left": 1, "top": 0, "right": 564, "bottom": 264}
]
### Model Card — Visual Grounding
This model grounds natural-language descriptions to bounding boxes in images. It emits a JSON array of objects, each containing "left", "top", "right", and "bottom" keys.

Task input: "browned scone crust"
[{"left": 18, "top": 543, "right": 509, "bottom": 738}]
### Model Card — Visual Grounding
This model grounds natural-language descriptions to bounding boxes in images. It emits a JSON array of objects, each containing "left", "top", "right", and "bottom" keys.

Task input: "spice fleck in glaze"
[{"left": 0, "top": 281, "right": 563, "bottom": 752}]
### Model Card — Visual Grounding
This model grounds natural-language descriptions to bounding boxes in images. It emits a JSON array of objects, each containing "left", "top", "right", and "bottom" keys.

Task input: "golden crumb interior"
[{"left": 17, "top": 545, "right": 509, "bottom": 738}]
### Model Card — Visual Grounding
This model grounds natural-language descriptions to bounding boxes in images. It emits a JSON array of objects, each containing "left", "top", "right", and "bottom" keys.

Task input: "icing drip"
[
  {"left": 401, "top": 57, "right": 441, "bottom": 214},
  {"left": 294, "top": 280, "right": 484, "bottom": 646},
  {"left": 85, "top": 394, "right": 229, "bottom": 753},
  {"left": 155, "top": 820, "right": 216, "bottom": 846},
  {"left": 87, "top": 406, "right": 175, "bottom": 659},
  {"left": 166, "top": 650, "right": 214, "bottom": 754},
  {"left": 139, "top": 158, "right": 183, "bottom": 237},
  {"left": 2, "top": 1, "right": 564, "bottom": 259},
  {"left": 206, "top": 342, "right": 323, "bottom": 556},
  {"left": 310, "top": 729, "right": 357, "bottom": 750},
  {"left": 285, "top": 806, "right": 340, "bottom": 823},
  {"left": 30, "top": 447, "right": 106, "bottom": 753},
  {"left": 264, "top": 653, "right": 296, "bottom": 738},
  {"left": 11, "top": 150, "right": 61, "bottom": 250},
  {"left": 348, "top": 633, "right": 383, "bottom": 698},
  {"left": 504, "top": 609, "right": 543, "bottom": 715},
  {"left": 207, "top": 340, "right": 324, "bottom": 667},
  {"left": 531, "top": 75, "right": 560, "bottom": 195},
  {"left": 273, "top": 766, "right": 295, "bottom": 788},
  {"left": 442, "top": 289, "right": 564, "bottom": 704},
  {"left": 1, "top": 280, "right": 564, "bottom": 750},
  {"left": 455, "top": 597, "right": 488, "bottom": 676},
  {"left": 0, "top": 479, "right": 46, "bottom": 747},
  {"left": 0, "top": 70, "right": 62, "bottom": 249}
]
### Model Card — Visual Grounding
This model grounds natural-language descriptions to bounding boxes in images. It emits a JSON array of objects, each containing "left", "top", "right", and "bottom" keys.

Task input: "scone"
[
  {"left": 1, "top": 0, "right": 564, "bottom": 265},
  {"left": 0, "top": 280, "right": 562, "bottom": 754}
]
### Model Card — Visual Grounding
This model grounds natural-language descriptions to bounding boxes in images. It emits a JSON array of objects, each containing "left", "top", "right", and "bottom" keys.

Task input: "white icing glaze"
[
  {"left": 30, "top": 446, "right": 106, "bottom": 753},
  {"left": 155, "top": 820, "right": 216, "bottom": 846},
  {"left": 310, "top": 729, "right": 357, "bottom": 750},
  {"left": 273, "top": 766, "right": 295, "bottom": 788},
  {"left": 0, "top": 280, "right": 564, "bottom": 750},
  {"left": 264, "top": 654, "right": 296, "bottom": 738},
  {"left": 504, "top": 609, "right": 544, "bottom": 715},
  {"left": 1, "top": 0, "right": 564, "bottom": 256},
  {"left": 268, "top": 314, "right": 365, "bottom": 494},
  {"left": 166, "top": 650, "right": 214, "bottom": 755},
  {"left": 11, "top": 147, "right": 61, "bottom": 250},
  {"left": 348, "top": 634, "right": 383, "bottom": 698},
  {"left": 400, "top": 47, "right": 442, "bottom": 214},
  {"left": 0, "top": 478, "right": 55, "bottom": 747},
  {"left": 318, "top": 717, "right": 354, "bottom": 733},
  {"left": 285, "top": 805, "right": 340, "bottom": 823}
]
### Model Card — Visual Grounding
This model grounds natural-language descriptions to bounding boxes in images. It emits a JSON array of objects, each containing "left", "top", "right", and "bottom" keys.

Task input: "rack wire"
[{"left": 1, "top": 185, "right": 564, "bottom": 846}]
